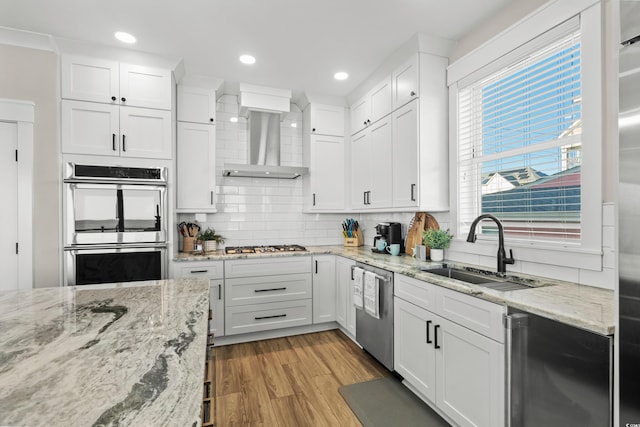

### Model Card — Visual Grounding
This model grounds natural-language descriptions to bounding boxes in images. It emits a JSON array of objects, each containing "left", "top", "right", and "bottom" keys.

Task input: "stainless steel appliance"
[
  {"left": 224, "top": 245, "right": 307, "bottom": 254},
  {"left": 619, "top": 2, "right": 640, "bottom": 423},
  {"left": 354, "top": 262, "right": 394, "bottom": 371},
  {"left": 372, "top": 222, "right": 404, "bottom": 254},
  {"left": 63, "top": 163, "right": 168, "bottom": 286},
  {"left": 506, "top": 307, "right": 612, "bottom": 427}
]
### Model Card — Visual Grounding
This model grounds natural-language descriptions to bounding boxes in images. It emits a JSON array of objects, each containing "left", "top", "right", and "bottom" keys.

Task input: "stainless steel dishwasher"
[
  {"left": 354, "top": 262, "right": 394, "bottom": 371},
  {"left": 506, "top": 307, "right": 612, "bottom": 427}
]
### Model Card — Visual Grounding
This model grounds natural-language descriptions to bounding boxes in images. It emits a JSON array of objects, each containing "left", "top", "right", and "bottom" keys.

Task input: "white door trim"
[{"left": 0, "top": 98, "right": 34, "bottom": 289}]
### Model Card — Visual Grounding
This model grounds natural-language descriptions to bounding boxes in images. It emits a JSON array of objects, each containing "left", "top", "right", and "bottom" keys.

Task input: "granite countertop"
[
  {"left": 0, "top": 279, "right": 210, "bottom": 427},
  {"left": 176, "top": 245, "right": 615, "bottom": 335}
]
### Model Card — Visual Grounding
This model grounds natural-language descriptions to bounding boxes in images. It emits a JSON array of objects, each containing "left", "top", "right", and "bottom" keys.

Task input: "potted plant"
[
  {"left": 422, "top": 228, "right": 453, "bottom": 262},
  {"left": 199, "top": 227, "right": 225, "bottom": 253}
]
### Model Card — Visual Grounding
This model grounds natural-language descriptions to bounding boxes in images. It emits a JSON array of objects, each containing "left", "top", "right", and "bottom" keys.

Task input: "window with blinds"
[{"left": 457, "top": 31, "right": 582, "bottom": 244}]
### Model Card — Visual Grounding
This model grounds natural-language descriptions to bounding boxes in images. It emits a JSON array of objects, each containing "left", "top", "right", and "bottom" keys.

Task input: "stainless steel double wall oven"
[{"left": 63, "top": 163, "right": 168, "bottom": 286}]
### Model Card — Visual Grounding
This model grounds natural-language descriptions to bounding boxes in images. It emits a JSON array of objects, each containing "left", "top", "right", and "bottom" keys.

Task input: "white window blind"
[{"left": 457, "top": 31, "right": 582, "bottom": 244}]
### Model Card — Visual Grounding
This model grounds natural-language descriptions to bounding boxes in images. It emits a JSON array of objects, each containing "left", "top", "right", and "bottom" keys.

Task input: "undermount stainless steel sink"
[{"left": 419, "top": 266, "right": 538, "bottom": 291}]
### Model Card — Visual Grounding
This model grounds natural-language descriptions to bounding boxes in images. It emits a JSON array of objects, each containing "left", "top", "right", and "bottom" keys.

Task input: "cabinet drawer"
[
  {"left": 225, "top": 299, "right": 312, "bottom": 335},
  {"left": 395, "top": 274, "right": 438, "bottom": 312},
  {"left": 226, "top": 273, "right": 312, "bottom": 306},
  {"left": 436, "top": 286, "right": 505, "bottom": 343},
  {"left": 225, "top": 256, "right": 311, "bottom": 278},
  {"left": 174, "top": 261, "right": 224, "bottom": 280}
]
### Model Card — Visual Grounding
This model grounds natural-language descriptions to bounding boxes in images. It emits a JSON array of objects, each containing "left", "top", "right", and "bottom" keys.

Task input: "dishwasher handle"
[{"left": 505, "top": 313, "right": 529, "bottom": 427}]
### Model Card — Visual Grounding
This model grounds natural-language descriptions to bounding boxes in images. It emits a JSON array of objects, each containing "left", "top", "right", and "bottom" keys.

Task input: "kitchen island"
[{"left": 0, "top": 279, "right": 210, "bottom": 427}]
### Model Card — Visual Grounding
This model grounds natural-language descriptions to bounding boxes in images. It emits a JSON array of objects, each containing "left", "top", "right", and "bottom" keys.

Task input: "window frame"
[{"left": 447, "top": 1, "right": 603, "bottom": 271}]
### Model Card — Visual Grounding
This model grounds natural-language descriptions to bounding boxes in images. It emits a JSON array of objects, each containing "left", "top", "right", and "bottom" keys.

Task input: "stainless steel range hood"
[{"left": 223, "top": 84, "right": 308, "bottom": 179}]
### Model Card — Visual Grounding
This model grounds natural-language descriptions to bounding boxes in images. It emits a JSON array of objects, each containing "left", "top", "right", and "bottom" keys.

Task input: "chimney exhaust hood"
[{"left": 223, "top": 84, "right": 308, "bottom": 179}]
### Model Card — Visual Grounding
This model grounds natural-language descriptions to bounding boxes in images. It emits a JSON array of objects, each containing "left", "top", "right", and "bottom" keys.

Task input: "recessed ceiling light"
[
  {"left": 114, "top": 31, "right": 136, "bottom": 44},
  {"left": 334, "top": 71, "right": 349, "bottom": 81},
  {"left": 230, "top": 117, "right": 238, "bottom": 123},
  {"left": 239, "top": 54, "right": 256, "bottom": 65}
]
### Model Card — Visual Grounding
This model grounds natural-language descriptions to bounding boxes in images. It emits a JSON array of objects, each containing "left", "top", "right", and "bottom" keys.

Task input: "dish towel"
[
  {"left": 352, "top": 267, "right": 364, "bottom": 309},
  {"left": 364, "top": 271, "right": 380, "bottom": 319}
]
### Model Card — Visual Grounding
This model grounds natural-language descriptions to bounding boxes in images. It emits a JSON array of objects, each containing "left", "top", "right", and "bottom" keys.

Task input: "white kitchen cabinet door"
[
  {"left": 309, "top": 135, "right": 344, "bottom": 210},
  {"left": 61, "top": 100, "right": 120, "bottom": 156},
  {"left": 177, "top": 86, "right": 216, "bottom": 124},
  {"left": 62, "top": 55, "right": 120, "bottom": 104},
  {"left": 435, "top": 316, "right": 504, "bottom": 427},
  {"left": 394, "top": 297, "right": 437, "bottom": 403},
  {"left": 350, "top": 96, "right": 370, "bottom": 135},
  {"left": 392, "top": 54, "right": 419, "bottom": 110},
  {"left": 309, "top": 104, "right": 344, "bottom": 136},
  {"left": 312, "top": 255, "right": 336, "bottom": 324},
  {"left": 119, "top": 63, "right": 172, "bottom": 110},
  {"left": 369, "top": 76, "right": 392, "bottom": 124},
  {"left": 335, "top": 256, "right": 356, "bottom": 334},
  {"left": 368, "top": 116, "right": 393, "bottom": 209},
  {"left": 177, "top": 121, "right": 216, "bottom": 212},
  {"left": 350, "top": 130, "right": 371, "bottom": 208},
  {"left": 119, "top": 107, "right": 172, "bottom": 159},
  {"left": 392, "top": 99, "right": 419, "bottom": 208},
  {"left": 210, "top": 280, "right": 225, "bottom": 337}
]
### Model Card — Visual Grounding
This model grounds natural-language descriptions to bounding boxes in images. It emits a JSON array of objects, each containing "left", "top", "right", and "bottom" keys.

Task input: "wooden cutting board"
[{"left": 405, "top": 212, "right": 440, "bottom": 257}]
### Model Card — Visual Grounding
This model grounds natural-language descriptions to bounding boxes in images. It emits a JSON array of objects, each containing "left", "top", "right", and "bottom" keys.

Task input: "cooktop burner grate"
[{"left": 224, "top": 245, "right": 307, "bottom": 255}]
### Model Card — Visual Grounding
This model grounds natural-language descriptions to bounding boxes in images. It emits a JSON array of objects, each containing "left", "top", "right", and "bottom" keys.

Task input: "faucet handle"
[{"left": 505, "top": 249, "right": 515, "bottom": 265}]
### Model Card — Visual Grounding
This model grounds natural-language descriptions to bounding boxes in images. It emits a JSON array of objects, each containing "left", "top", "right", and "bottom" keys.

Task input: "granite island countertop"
[
  {"left": 176, "top": 245, "right": 615, "bottom": 335},
  {"left": 0, "top": 279, "right": 210, "bottom": 427}
]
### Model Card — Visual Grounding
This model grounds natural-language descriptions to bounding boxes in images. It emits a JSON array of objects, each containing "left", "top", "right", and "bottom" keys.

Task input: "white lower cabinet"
[
  {"left": 394, "top": 274, "right": 505, "bottom": 427},
  {"left": 224, "top": 257, "right": 313, "bottom": 335},
  {"left": 173, "top": 261, "right": 225, "bottom": 337},
  {"left": 335, "top": 256, "right": 356, "bottom": 335},
  {"left": 312, "top": 255, "right": 336, "bottom": 323}
]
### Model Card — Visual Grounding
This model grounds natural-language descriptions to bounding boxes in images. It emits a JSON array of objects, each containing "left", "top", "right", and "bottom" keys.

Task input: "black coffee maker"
[{"left": 372, "top": 222, "right": 404, "bottom": 254}]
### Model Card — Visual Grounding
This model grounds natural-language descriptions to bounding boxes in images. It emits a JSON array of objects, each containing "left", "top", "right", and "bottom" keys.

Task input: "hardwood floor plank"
[
  {"left": 240, "top": 375, "right": 281, "bottom": 427},
  {"left": 216, "top": 392, "right": 245, "bottom": 426},
  {"left": 258, "top": 351, "right": 296, "bottom": 399}
]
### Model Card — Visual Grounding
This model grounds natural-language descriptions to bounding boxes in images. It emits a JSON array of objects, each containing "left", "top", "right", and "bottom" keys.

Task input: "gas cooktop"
[{"left": 224, "top": 245, "right": 307, "bottom": 255}]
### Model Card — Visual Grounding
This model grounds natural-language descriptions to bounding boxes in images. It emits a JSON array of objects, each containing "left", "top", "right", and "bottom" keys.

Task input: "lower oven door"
[{"left": 64, "top": 244, "right": 166, "bottom": 286}]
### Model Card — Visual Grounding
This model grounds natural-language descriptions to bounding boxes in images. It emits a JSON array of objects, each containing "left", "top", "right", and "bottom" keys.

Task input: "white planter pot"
[
  {"left": 203, "top": 240, "right": 218, "bottom": 253},
  {"left": 430, "top": 248, "right": 444, "bottom": 262}
]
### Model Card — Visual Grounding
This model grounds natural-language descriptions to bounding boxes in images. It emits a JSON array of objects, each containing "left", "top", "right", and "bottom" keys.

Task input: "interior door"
[{"left": 0, "top": 121, "right": 18, "bottom": 290}]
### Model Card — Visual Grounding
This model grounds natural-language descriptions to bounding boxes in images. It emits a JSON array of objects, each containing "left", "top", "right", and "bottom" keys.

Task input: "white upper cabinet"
[
  {"left": 392, "top": 99, "right": 419, "bottom": 208},
  {"left": 392, "top": 54, "right": 419, "bottom": 110},
  {"left": 308, "top": 104, "right": 344, "bottom": 136},
  {"left": 350, "top": 76, "right": 392, "bottom": 135},
  {"left": 176, "top": 121, "right": 216, "bottom": 213},
  {"left": 177, "top": 86, "right": 217, "bottom": 124},
  {"left": 62, "top": 55, "right": 172, "bottom": 110},
  {"left": 61, "top": 100, "right": 171, "bottom": 159}
]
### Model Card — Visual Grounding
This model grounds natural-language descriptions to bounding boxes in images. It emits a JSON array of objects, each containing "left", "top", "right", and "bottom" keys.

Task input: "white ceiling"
[{"left": 0, "top": 0, "right": 514, "bottom": 98}]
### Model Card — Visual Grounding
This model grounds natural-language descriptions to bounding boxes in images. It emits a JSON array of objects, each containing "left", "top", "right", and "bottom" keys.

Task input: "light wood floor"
[{"left": 212, "top": 329, "right": 390, "bottom": 426}]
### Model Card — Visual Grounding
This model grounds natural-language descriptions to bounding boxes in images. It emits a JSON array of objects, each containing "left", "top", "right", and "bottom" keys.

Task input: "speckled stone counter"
[
  {"left": 0, "top": 279, "right": 210, "bottom": 427},
  {"left": 176, "top": 245, "right": 615, "bottom": 335}
]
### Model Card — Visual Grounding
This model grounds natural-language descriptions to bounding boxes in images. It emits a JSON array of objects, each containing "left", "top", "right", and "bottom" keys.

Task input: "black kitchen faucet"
[{"left": 466, "top": 214, "right": 515, "bottom": 276}]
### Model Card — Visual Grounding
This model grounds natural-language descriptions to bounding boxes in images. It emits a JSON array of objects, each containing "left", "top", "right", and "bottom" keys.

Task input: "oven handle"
[
  {"left": 63, "top": 178, "right": 167, "bottom": 186},
  {"left": 350, "top": 265, "right": 391, "bottom": 283},
  {"left": 64, "top": 243, "right": 167, "bottom": 251}
]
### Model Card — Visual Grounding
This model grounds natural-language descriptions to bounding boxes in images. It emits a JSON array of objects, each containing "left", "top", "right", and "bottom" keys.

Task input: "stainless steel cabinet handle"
[
  {"left": 254, "top": 287, "right": 287, "bottom": 293},
  {"left": 411, "top": 184, "right": 416, "bottom": 201},
  {"left": 426, "top": 320, "right": 432, "bottom": 343},
  {"left": 434, "top": 324, "right": 441, "bottom": 349},
  {"left": 255, "top": 314, "right": 286, "bottom": 320}
]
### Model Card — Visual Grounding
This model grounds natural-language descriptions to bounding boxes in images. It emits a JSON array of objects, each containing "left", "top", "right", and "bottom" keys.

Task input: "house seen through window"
[{"left": 458, "top": 31, "right": 582, "bottom": 244}]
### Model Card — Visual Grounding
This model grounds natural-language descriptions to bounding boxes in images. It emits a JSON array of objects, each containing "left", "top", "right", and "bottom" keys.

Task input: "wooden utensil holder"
[
  {"left": 343, "top": 232, "right": 364, "bottom": 247},
  {"left": 183, "top": 236, "right": 196, "bottom": 253}
]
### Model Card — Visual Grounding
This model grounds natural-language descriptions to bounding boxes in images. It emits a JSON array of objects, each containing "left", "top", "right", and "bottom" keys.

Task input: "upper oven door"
[{"left": 64, "top": 182, "right": 166, "bottom": 245}]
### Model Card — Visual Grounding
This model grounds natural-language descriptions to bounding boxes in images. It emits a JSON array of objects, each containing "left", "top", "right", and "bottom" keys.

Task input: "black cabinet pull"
[
  {"left": 312, "top": 128, "right": 316, "bottom": 132},
  {"left": 121, "top": 97, "right": 126, "bottom": 102},
  {"left": 255, "top": 314, "right": 286, "bottom": 320},
  {"left": 190, "top": 269, "right": 208, "bottom": 273},
  {"left": 411, "top": 184, "right": 416, "bottom": 201},
  {"left": 111, "top": 96, "right": 117, "bottom": 101},
  {"left": 434, "top": 324, "right": 441, "bottom": 349},
  {"left": 315, "top": 260, "right": 318, "bottom": 274},
  {"left": 367, "top": 119, "right": 371, "bottom": 124},
  {"left": 218, "top": 284, "right": 222, "bottom": 300},
  {"left": 112, "top": 133, "right": 116, "bottom": 151},
  {"left": 122, "top": 134, "right": 126, "bottom": 151},
  {"left": 211, "top": 191, "right": 214, "bottom": 205},
  {"left": 363, "top": 191, "right": 367, "bottom": 205},
  {"left": 410, "top": 91, "right": 416, "bottom": 97},
  {"left": 312, "top": 193, "right": 316, "bottom": 206},
  {"left": 426, "top": 320, "right": 432, "bottom": 343},
  {"left": 254, "top": 287, "right": 287, "bottom": 293},
  {"left": 210, "top": 118, "right": 214, "bottom": 123},
  {"left": 363, "top": 120, "right": 367, "bottom": 126}
]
